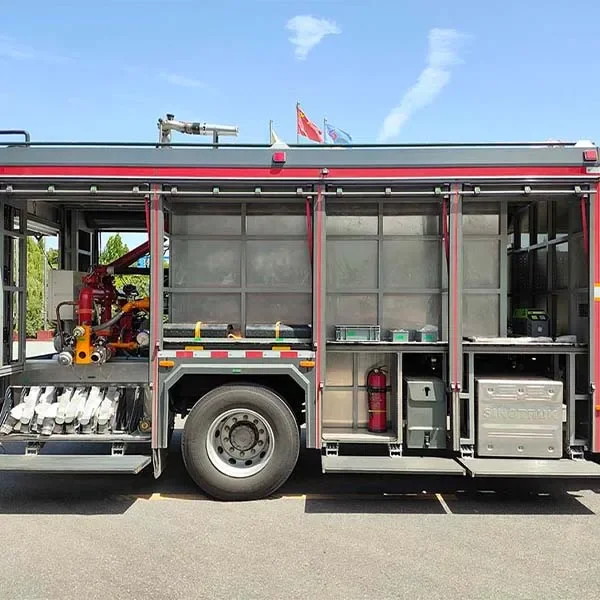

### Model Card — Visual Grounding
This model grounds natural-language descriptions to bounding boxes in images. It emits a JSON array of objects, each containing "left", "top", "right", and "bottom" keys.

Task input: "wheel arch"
[{"left": 160, "top": 363, "right": 312, "bottom": 434}]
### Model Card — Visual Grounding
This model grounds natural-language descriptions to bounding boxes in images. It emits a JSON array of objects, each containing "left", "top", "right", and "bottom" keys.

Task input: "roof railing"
[
  {"left": 0, "top": 130, "right": 31, "bottom": 145},
  {"left": 0, "top": 140, "right": 595, "bottom": 149}
]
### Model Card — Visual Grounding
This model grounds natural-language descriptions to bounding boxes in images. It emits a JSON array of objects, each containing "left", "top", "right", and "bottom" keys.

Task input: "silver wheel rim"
[{"left": 206, "top": 408, "right": 275, "bottom": 478}]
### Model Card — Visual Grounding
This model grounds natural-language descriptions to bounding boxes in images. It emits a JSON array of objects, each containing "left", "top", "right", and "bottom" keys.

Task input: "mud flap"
[{"left": 152, "top": 447, "right": 167, "bottom": 478}]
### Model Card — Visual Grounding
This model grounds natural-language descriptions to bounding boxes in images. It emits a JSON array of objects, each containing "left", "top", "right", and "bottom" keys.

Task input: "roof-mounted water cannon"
[{"left": 157, "top": 114, "right": 239, "bottom": 145}]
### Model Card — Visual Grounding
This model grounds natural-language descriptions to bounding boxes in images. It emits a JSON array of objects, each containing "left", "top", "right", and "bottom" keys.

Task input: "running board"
[
  {"left": 0, "top": 455, "right": 151, "bottom": 474},
  {"left": 321, "top": 456, "right": 466, "bottom": 475},
  {"left": 456, "top": 457, "right": 600, "bottom": 478}
]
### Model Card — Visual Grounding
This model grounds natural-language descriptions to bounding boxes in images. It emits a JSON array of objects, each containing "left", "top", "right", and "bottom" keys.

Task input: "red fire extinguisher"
[{"left": 367, "top": 367, "right": 387, "bottom": 433}]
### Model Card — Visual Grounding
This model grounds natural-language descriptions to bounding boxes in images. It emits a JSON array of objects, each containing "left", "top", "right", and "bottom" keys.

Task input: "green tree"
[
  {"left": 99, "top": 233, "right": 149, "bottom": 298},
  {"left": 99, "top": 233, "right": 129, "bottom": 265},
  {"left": 26, "top": 237, "right": 45, "bottom": 337},
  {"left": 47, "top": 247, "right": 59, "bottom": 270}
]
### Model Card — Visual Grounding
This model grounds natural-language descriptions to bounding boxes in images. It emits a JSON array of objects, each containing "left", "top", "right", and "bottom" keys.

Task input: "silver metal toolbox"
[
  {"left": 405, "top": 377, "right": 447, "bottom": 450},
  {"left": 476, "top": 377, "right": 563, "bottom": 459}
]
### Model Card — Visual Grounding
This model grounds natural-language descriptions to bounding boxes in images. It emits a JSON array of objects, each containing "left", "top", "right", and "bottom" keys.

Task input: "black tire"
[{"left": 181, "top": 384, "right": 300, "bottom": 501}]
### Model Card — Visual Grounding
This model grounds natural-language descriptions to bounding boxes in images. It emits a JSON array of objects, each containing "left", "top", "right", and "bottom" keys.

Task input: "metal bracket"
[
  {"left": 460, "top": 444, "right": 474, "bottom": 459},
  {"left": 567, "top": 445, "right": 585, "bottom": 461},
  {"left": 111, "top": 442, "right": 126, "bottom": 456},
  {"left": 324, "top": 442, "right": 339, "bottom": 457},
  {"left": 25, "top": 442, "right": 41, "bottom": 456},
  {"left": 388, "top": 443, "right": 402, "bottom": 457}
]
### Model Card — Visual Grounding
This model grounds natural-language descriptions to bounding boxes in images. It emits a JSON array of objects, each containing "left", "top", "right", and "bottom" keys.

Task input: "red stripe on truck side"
[
  {"left": 210, "top": 351, "right": 229, "bottom": 359},
  {"left": 176, "top": 351, "right": 194, "bottom": 358},
  {"left": 0, "top": 165, "right": 591, "bottom": 180},
  {"left": 280, "top": 351, "right": 299, "bottom": 359},
  {"left": 245, "top": 351, "right": 264, "bottom": 359}
]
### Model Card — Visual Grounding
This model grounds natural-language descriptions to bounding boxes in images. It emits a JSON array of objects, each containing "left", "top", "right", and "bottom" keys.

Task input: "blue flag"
[{"left": 325, "top": 123, "right": 352, "bottom": 144}]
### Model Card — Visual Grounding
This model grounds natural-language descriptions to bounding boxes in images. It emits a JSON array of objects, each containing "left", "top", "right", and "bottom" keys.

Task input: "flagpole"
[
  {"left": 296, "top": 102, "right": 300, "bottom": 144},
  {"left": 269, "top": 119, "right": 273, "bottom": 144},
  {"left": 323, "top": 118, "right": 327, "bottom": 145}
]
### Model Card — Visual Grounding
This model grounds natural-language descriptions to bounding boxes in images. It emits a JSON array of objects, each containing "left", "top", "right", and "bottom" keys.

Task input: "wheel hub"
[
  {"left": 230, "top": 423, "right": 257, "bottom": 451},
  {"left": 206, "top": 408, "right": 274, "bottom": 478}
]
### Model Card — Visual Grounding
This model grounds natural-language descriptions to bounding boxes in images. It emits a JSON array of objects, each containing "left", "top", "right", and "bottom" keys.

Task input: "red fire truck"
[{"left": 1, "top": 122, "right": 600, "bottom": 500}]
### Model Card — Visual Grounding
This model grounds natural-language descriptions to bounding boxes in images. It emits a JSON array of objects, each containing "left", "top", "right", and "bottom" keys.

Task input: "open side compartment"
[
  {"left": 165, "top": 197, "right": 314, "bottom": 348},
  {"left": 325, "top": 197, "right": 447, "bottom": 344},
  {"left": 321, "top": 193, "right": 449, "bottom": 446},
  {"left": 319, "top": 183, "right": 599, "bottom": 479},
  {"left": 322, "top": 349, "right": 400, "bottom": 443},
  {"left": 458, "top": 186, "right": 594, "bottom": 468}
]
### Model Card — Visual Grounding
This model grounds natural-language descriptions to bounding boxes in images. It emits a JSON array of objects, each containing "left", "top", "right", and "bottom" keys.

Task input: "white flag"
[{"left": 269, "top": 121, "right": 289, "bottom": 148}]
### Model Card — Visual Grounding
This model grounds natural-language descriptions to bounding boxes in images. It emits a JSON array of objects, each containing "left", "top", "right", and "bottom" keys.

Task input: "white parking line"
[{"left": 436, "top": 493, "right": 452, "bottom": 514}]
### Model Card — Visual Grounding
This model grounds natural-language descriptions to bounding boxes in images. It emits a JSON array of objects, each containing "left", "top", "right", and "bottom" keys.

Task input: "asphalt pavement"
[{"left": 1, "top": 429, "right": 600, "bottom": 600}]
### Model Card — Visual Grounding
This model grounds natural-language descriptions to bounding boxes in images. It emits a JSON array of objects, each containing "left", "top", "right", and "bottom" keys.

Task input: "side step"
[
  {"left": 322, "top": 456, "right": 466, "bottom": 475},
  {"left": 456, "top": 457, "right": 600, "bottom": 478},
  {"left": 0, "top": 455, "right": 151, "bottom": 474}
]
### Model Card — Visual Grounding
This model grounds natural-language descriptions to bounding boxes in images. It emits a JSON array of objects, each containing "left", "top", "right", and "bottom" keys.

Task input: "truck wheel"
[{"left": 181, "top": 384, "right": 300, "bottom": 501}]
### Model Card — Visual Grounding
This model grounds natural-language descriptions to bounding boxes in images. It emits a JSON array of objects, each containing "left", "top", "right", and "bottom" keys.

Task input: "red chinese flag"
[{"left": 297, "top": 105, "right": 323, "bottom": 143}]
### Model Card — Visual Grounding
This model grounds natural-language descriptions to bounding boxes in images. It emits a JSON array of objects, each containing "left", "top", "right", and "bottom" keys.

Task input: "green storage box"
[
  {"left": 389, "top": 329, "right": 416, "bottom": 342},
  {"left": 416, "top": 325, "right": 439, "bottom": 343},
  {"left": 335, "top": 325, "right": 381, "bottom": 342}
]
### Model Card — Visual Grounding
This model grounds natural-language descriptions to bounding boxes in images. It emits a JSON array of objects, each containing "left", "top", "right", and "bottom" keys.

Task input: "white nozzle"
[{"left": 158, "top": 114, "right": 239, "bottom": 144}]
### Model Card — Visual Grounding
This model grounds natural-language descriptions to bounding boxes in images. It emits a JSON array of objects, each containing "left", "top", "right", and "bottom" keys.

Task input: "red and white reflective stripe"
[{"left": 158, "top": 350, "right": 315, "bottom": 360}]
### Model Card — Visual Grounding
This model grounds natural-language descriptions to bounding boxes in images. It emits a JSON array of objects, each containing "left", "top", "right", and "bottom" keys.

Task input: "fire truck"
[{"left": 1, "top": 119, "right": 600, "bottom": 501}]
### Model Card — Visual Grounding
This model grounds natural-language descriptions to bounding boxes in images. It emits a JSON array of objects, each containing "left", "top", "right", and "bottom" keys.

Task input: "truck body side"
[{"left": 0, "top": 139, "right": 599, "bottom": 499}]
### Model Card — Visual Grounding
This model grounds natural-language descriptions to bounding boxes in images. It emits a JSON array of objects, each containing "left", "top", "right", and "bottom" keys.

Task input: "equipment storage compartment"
[
  {"left": 476, "top": 377, "right": 564, "bottom": 458},
  {"left": 404, "top": 376, "right": 447, "bottom": 449},
  {"left": 325, "top": 199, "right": 445, "bottom": 342},
  {"left": 322, "top": 351, "right": 398, "bottom": 442},
  {"left": 168, "top": 201, "right": 312, "bottom": 332}
]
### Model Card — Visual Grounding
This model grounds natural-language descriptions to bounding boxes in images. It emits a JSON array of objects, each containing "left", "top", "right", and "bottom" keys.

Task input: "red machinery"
[
  {"left": 366, "top": 367, "right": 387, "bottom": 433},
  {"left": 58, "top": 241, "right": 152, "bottom": 366}
]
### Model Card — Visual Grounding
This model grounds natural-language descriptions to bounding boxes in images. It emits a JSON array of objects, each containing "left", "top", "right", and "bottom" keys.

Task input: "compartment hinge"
[
  {"left": 388, "top": 443, "right": 402, "bottom": 457},
  {"left": 111, "top": 442, "right": 126, "bottom": 456},
  {"left": 567, "top": 445, "right": 585, "bottom": 461},
  {"left": 324, "top": 442, "right": 339, "bottom": 457},
  {"left": 460, "top": 444, "right": 474, "bottom": 459},
  {"left": 25, "top": 442, "right": 41, "bottom": 456}
]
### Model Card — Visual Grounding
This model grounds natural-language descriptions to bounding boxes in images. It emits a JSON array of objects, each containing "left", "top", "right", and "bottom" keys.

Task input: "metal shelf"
[
  {"left": 326, "top": 341, "right": 446, "bottom": 353},
  {"left": 322, "top": 428, "right": 398, "bottom": 444},
  {"left": 0, "top": 433, "right": 151, "bottom": 443},
  {"left": 322, "top": 455, "right": 466, "bottom": 475},
  {"left": 163, "top": 337, "right": 311, "bottom": 347},
  {"left": 0, "top": 455, "right": 151, "bottom": 474},
  {"left": 457, "top": 457, "right": 600, "bottom": 478},
  {"left": 463, "top": 342, "right": 586, "bottom": 355}
]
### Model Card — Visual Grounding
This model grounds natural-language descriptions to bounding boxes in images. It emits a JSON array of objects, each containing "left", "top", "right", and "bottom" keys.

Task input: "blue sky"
[
  {"left": 1, "top": 0, "right": 599, "bottom": 147},
  {"left": 2, "top": 0, "right": 600, "bottom": 250}
]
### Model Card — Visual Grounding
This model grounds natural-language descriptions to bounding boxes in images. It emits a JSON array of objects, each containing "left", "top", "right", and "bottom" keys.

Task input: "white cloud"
[
  {"left": 0, "top": 35, "right": 70, "bottom": 64},
  {"left": 378, "top": 28, "right": 466, "bottom": 141},
  {"left": 161, "top": 73, "right": 210, "bottom": 89},
  {"left": 286, "top": 15, "right": 340, "bottom": 60}
]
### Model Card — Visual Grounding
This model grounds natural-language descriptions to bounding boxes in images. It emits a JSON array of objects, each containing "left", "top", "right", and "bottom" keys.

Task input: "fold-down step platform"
[
  {"left": 322, "top": 456, "right": 466, "bottom": 475},
  {"left": 456, "top": 458, "right": 600, "bottom": 478},
  {"left": 0, "top": 455, "right": 151, "bottom": 474}
]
